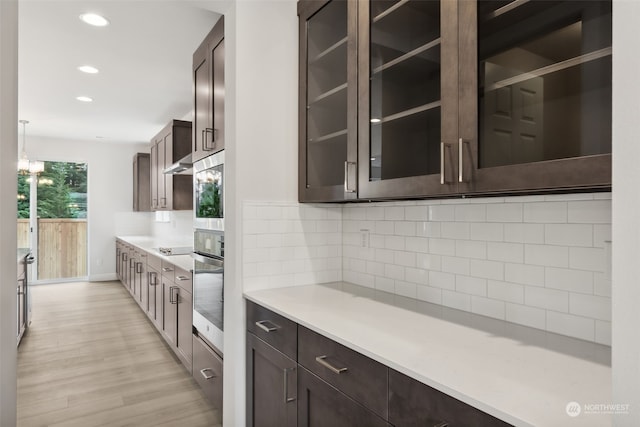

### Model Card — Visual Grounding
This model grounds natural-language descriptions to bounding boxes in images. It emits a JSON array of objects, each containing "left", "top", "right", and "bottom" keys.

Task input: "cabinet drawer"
[
  {"left": 161, "top": 260, "right": 176, "bottom": 279},
  {"left": 147, "top": 252, "right": 162, "bottom": 271},
  {"left": 246, "top": 300, "right": 297, "bottom": 360},
  {"left": 174, "top": 265, "right": 192, "bottom": 293},
  {"left": 298, "top": 326, "right": 388, "bottom": 419},
  {"left": 298, "top": 366, "right": 390, "bottom": 427},
  {"left": 389, "top": 369, "right": 512, "bottom": 427},
  {"left": 193, "top": 334, "right": 223, "bottom": 410}
]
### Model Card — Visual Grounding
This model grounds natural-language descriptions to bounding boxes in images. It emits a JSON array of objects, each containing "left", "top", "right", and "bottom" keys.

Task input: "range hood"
[{"left": 163, "top": 153, "right": 193, "bottom": 175}]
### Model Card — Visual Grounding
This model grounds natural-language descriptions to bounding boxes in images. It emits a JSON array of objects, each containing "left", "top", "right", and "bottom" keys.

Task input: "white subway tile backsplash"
[
  {"left": 487, "top": 242, "right": 524, "bottom": 263},
  {"left": 442, "top": 290, "right": 471, "bottom": 311},
  {"left": 455, "top": 240, "right": 487, "bottom": 260},
  {"left": 570, "top": 293, "right": 611, "bottom": 322},
  {"left": 504, "top": 263, "right": 545, "bottom": 287},
  {"left": 417, "top": 285, "right": 442, "bottom": 304},
  {"left": 405, "top": 237, "right": 429, "bottom": 254},
  {"left": 569, "top": 247, "right": 606, "bottom": 272},
  {"left": 405, "top": 206, "right": 429, "bottom": 221},
  {"left": 441, "top": 222, "right": 470, "bottom": 240},
  {"left": 416, "top": 221, "right": 441, "bottom": 238},
  {"left": 524, "top": 244, "right": 569, "bottom": 267},
  {"left": 487, "top": 280, "right": 524, "bottom": 304},
  {"left": 525, "top": 287, "right": 569, "bottom": 312},
  {"left": 441, "top": 256, "right": 470, "bottom": 275},
  {"left": 454, "top": 204, "right": 486, "bottom": 222},
  {"left": 504, "top": 223, "right": 545, "bottom": 244},
  {"left": 429, "top": 205, "right": 455, "bottom": 222},
  {"left": 486, "top": 203, "right": 523, "bottom": 222},
  {"left": 568, "top": 200, "right": 611, "bottom": 224},
  {"left": 429, "top": 238, "right": 456, "bottom": 256},
  {"left": 469, "top": 259, "right": 504, "bottom": 281},
  {"left": 429, "top": 271, "right": 456, "bottom": 290},
  {"left": 545, "top": 267, "right": 593, "bottom": 294},
  {"left": 247, "top": 194, "right": 610, "bottom": 345},
  {"left": 546, "top": 311, "right": 595, "bottom": 342},
  {"left": 595, "top": 320, "right": 612, "bottom": 346},
  {"left": 471, "top": 296, "right": 505, "bottom": 320},
  {"left": 545, "top": 224, "right": 593, "bottom": 247},
  {"left": 456, "top": 275, "right": 487, "bottom": 296},
  {"left": 470, "top": 223, "right": 504, "bottom": 242},
  {"left": 523, "top": 202, "right": 567, "bottom": 223},
  {"left": 385, "top": 206, "right": 405, "bottom": 221},
  {"left": 505, "top": 303, "right": 546, "bottom": 330}
]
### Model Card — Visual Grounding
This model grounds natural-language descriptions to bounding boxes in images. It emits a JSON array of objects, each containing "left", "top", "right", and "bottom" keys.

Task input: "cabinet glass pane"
[
  {"left": 306, "top": 0, "right": 348, "bottom": 188},
  {"left": 478, "top": 1, "right": 612, "bottom": 169},
  {"left": 369, "top": 0, "right": 441, "bottom": 181}
]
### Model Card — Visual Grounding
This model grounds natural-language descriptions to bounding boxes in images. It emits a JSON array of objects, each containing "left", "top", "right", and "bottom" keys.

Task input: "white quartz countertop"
[
  {"left": 245, "top": 282, "right": 612, "bottom": 427},
  {"left": 116, "top": 235, "right": 193, "bottom": 272}
]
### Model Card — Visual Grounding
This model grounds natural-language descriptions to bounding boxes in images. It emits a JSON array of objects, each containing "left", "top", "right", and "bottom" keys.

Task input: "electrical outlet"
[{"left": 360, "top": 229, "right": 370, "bottom": 248}]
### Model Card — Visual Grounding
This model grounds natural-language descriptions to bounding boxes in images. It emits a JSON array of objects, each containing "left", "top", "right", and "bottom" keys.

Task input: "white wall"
[
  {"left": 25, "top": 135, "right": 150, "bottom": 281},
  {"left": 612, "top": 0, "right": 640, "bottom": 424},
  {"left": 0, "top": 1, "right": 18, "bottom": 424},
  {"left": 223, "top": 0, "right": 299, "bottom": 425}
]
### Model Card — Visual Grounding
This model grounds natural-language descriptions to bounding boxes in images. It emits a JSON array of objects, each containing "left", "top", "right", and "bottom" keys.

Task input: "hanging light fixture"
[{"left": 17, "top": 120, "right": 44, "bottom": 175}]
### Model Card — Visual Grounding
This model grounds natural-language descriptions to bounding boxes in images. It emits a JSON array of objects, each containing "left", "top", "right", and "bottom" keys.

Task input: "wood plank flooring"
[{"left": 17, "top": 281, "right": 221, "bottom": 427}]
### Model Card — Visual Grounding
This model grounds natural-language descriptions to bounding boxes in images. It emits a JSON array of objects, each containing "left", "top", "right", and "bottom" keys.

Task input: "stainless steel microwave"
[{"left": 193, "top": 150, "right": 224, "bottom": 231}]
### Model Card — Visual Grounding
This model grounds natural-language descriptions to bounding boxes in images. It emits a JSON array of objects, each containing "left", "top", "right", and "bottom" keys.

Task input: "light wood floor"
[{"left": 17, "top": 281, "right": 221, "bottom": 427}]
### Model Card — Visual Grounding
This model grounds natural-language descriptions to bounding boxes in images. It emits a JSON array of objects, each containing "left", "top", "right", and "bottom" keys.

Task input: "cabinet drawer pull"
[
  {"left": 283, "top": 367, "right": 296, "bottom": 403},
  {"left": 458, "top": 138, "right": 465, "bottom": 183},
  {"left": 200, "top": 368, "right": 216, "bottom": 380},
  {"left": 315, "top": 355, "right": 348, "bottom": 374},
  {"left": 176, "top": 275, "right": 190, "bottom": 281},
  {"left": 162, "top": 267, "right": 173, "bottom": 272},
  {"left": 255, "top": 320, "right": 279, "bottom": 333},
  {"left": 344, "top": 161, "right": 356, "bottom": 193},
  {"left": 440, "top": 141, "right": 445, "bottom": 185}
]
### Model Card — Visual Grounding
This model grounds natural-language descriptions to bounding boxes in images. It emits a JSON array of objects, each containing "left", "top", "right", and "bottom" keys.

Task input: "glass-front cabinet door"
[
  {"left": 459, "top": 0, "right": 612, "bottom": 194},
  {"left": 299, "top": 0, "right": 358, "bottom": 202},
  {"left": 358, "top": 0, "right": 459, "bottom": 199}
]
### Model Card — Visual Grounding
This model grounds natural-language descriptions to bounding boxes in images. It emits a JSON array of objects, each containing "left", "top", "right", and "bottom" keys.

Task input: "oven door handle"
[{"left": 191, "top": 252, "right": 224, "bottom": 268}]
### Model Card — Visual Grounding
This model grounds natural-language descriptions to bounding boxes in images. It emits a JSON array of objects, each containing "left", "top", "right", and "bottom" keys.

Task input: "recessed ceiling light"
[
  {"left": 76, "top": 96, "right": 93, "bottom": 102},
  {"left": 78, "top": 65, "right": 99, "bottom": 74},
  {"left": 370, "top": 118, "right": 381, "bottom": 123},
  {"left": 79, "top": 13, "right": 110, "bottom": 27}
]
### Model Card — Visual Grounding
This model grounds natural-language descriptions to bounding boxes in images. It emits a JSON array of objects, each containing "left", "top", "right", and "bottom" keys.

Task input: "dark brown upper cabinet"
[
  {"left": 298, "top": 0, "right": 612, "bottom": 202},
  {"left": 193, "top": 17, "right": 225, "bottom": 163},
  {"left": 133, "top": 153, "right": 151, "bottom": 212},
  {"left": 150, "top": 120, "right": 193, "bottom": 211},
  {"left": 298, "top": 0, "right": 358, "bottom": 202}
]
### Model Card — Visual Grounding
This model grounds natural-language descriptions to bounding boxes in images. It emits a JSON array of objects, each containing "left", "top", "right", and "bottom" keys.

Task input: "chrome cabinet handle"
[
  {"left": 176, "top": 275, "right": 190, "bottom": 281},
  {"left": 440, "top": 141, "right": 445, "bottom": 185},
  {"left": 200, "top": 368, "right": 216, "bottom": 380},
  {"left": 136, "top": 262, "right": 143, "bottom": 273},
  {"left": 255, "top": 320, "right": 278, "bottom": 333},
  {"left": 283, "top": 367, "right": 296, "bottom": 403},
  {"left": 162, "top": 267, "right": 173, "bottom": 272},
  {"left": 122, "top": 253, "right": 128, "bottom": 262},
  {"left": 148, "top": 272, "right": 158, "bottom": 286},
  {"left": 315, "top": 355, "right": 348, "bottom": 374},
  {"left": 169, "top": 286, "right": 179, "bottom": 304},
  {"left": 344, "top": 161, "right": 356, "bottom": 193},
  {"left": 203, "top": 128, "right": 216, "bottom": 151},
  {"left": 458, "top": 138, "right": 464, "bottom": 183},
  {"left": 201, "top": 129, "right": 206, "bottom": 151}
]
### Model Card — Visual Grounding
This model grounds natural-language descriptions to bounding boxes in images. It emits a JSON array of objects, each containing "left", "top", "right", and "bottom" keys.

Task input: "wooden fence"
[{"left": 17, "top": 218, "right": 87, "bottom": 280}]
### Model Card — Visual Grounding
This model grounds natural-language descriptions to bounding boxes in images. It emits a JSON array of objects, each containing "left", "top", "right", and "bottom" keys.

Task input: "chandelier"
[{"left": 17, "top": 120, "right": 44, "bottom": 175}]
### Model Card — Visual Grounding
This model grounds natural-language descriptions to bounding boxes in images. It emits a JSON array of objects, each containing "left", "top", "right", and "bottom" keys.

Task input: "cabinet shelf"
[
  {"left": 485, "top": 46, "right": 612, "bottom": 92},
  {"left": 309, "top": 129, "right": 347, "bottom": 144},
  {"left": 372, "top": 0, "right": 410, "bottom": 24},
  {"left": 374, "top": 100, "right": 441, "bottom": 125},
  {"left": 308, "top": 82, "right": 347, "bottom": 106},
  {"left": 372, "top": 38, "right": 440, "bottom": 75},
  {"left": 310, "top": 36, "right": 347, "bottom": 64}
]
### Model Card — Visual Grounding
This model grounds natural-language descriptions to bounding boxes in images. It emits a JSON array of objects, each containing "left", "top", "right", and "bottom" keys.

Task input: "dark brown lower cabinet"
[
  {"left": 193, "top": 334, "right": 223, "bottom": 416},
  {"left": 297, "top": 367, "right": 390, "bottom": 427},
  {"left": 246, "top": 332, "right": 297, "bottom": 427},
  {"left": 388, "top": 369, "right": 512, "bottom": 427}
]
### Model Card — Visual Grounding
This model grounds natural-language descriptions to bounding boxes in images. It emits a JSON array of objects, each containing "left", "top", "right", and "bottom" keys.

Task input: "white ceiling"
[{"left": 18, "top": 1, "right": 221, "bottom": 144}]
